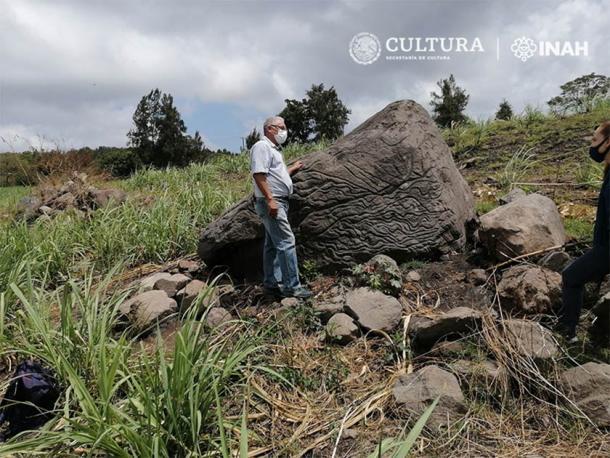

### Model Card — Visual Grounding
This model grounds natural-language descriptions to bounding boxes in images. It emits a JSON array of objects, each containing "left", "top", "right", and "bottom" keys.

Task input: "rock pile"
[{"left": 17, "top": 172, "right": 127, "bottom": 221}]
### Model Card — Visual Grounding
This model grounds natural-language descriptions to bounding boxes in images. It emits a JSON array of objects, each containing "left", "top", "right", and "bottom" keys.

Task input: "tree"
[
  {"left": 495, "top": 99, "right": 513, "bottom": 120},
  {"left": 429, "top": 74, "right": 469, "bottom": 128},
  {"left": 279, "top": 83, "right": 350, "bottom": 144},
  {"left": 245, "top": 127, "right": 261, "bottom": 150},
  {"left": 127, "top": 89, "right": 204, "bottom": 167},
  {"left": 547, "top": 73, "right": 609, "bottom": 116}
]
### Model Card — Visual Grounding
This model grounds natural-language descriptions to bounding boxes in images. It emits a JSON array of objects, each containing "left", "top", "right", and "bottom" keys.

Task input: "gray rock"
[
  {"left": 205, "top": 307, "right": 233, "bottom": 328},
  {"left": 280, "top": 297, "right": 300, "bottom": 308},
  {"left": 139, "top": 272, "right": 173, "bottom": 292},
  {"left": 154, "top": 273, "right": 191, "bottom": 297},
  {"left": 497, "top": 265, "right": 561, "bottom": 314},
  {"left": 405, "top": 270, "right": 421, "bottom": 282},
  {"left": 176, "top": 279, "right": 210, "bottom": 310},
  {"left": 560, "top": 362, "right": 610, "bottom": 427},
  {"left": 119, "top": 290, "right": 177, "bottom": 332},
  {"left": 451, "top": 359, "right": 505, "bottom": 385},
  {"left": 313, "top": 302, "right": 344, "bottom": 322},
  {"left": 52, "top": 192, "right": 76, "bottom": 209},
  {"left": 498, "top": 187, "right": 526, "bottom": 205},
  {"left": 409, "top": 307, "right": 482, "bottom": 348},
  {"left": 198, "top": 100, "right": 476, "bottom": 280},
  {"left": 345, "top": 287, "right": 402, "bottom": 332},
  {"left": 479, "top": 193, "right": 566, "bottom": 261},
  {"left": 39, "top": 205, "right": 54, "bottom": 215},
  {"left": 393, "top": 365, "right": 467, "bottom": 429},
  {"left": 326, "top": 313, "right": 359, "bottom": 344},
  {"left": 502, "top": 319, "right": 559, "bottom": 360},
  {"left": 178, "top": 259, "right": 201, "bottom": 273},
  {"left": 538, "top": 250, "right": 571, "bottom": 272}
]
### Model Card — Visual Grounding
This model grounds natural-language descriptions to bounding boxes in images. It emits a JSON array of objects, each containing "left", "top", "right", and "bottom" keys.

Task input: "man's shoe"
[
  {"left": 282, "top": 286, "right": 313, "bottom": 299},
  {"left": 566, "top": 335, "right": 579, "bottom": 344},
  {"left": 263, "top": 286, "right": 282, "bottom": 299}
]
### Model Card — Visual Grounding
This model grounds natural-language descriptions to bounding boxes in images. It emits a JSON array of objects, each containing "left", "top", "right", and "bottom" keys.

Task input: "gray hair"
[{"left": 263, "top": 116, "right": 284, "bottom": 132}]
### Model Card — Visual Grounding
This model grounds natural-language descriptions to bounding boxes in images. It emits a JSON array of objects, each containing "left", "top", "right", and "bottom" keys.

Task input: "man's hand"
[
  {"left": 267, "top": 198, "right": 279, "bottom": 218},
  {"left": 288, "top": 160, "right": 304, "bottom": 176}
]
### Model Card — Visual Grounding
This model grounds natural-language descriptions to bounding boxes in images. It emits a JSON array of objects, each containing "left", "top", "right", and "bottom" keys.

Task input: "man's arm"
[{"left": 253, "top": 173, "right": 279, "bottom": 218}]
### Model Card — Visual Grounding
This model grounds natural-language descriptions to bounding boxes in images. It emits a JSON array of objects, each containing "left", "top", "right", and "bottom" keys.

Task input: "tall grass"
[
  {"left": 0, "top": 141, "right": 325, "bottom": 291},
  {"left": 497, "top": 145, "right": 539, "bottom": 190},
  {"left": 0, "top": 265, "right": 260, "bottom": 456}
]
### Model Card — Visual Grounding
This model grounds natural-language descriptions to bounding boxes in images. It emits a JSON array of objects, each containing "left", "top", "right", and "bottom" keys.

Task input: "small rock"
[
  {"left": 497, "top": 265, "right": 561, "bottom": 314},
  {"left": 52, "top": 192, "right": 76, "bottom": 209},
  {"left": 345, "top": 287, "right": 402, "bottom": 332},
  {"left": 154, "top": 273, "right": 191, "bottom": 297},
  {"left": 409, "top": 307, "right": 482, "bottom": 349},
  {"left": 498, "top": 187, "right": 526, "bottom": 205},
  {"left": 393, "top": 365, "right": 467, "bottom": 429},
  {"left": 451, "top": 359, "right": 506, "bottom": 392},
  {"left": 280, "top": 297, "right": 299, "bottom": 308},
  {"left": 326, "top": 313, "right": 359, "bottom": 344},
  {"left": 139, "top": 272, "right": 173, "bottom": 292},
  {"left": 176, "top": 279, "right": 210, "bottom": 310},
  {"left": 560, "top": 362, "right": 610, "bottom": 427},
  {"left": 466, "top": 268, "right": 487, "bottom": 285},
  {"left": 205, "top": 307, "right": 233, "bottom": 328},
  {"left": 538, "top": 250, "right": 571, "bottom": 273},
  {"left": 502, "top": 319, "right": 559, "bottom": 360},
  {"left": 405, "top": 270, "right": 421, "bottom": 282},
  {"left": 119, "top": 290, "right": 177, "bottom": 332},
  {"left": 479, "top": 193, "right": 566, "bottom": 261},
  {"left": 178, "top": 259, "right": 201, "bottom": 273},
  {"left": 313, "top": 302, "right": 344, "bottom": 322},
  {"left": 39, "top": 205, "right": 54, "bottom": 216}
]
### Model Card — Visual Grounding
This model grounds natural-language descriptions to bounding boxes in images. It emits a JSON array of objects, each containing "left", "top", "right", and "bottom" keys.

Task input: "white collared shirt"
[{"left": 250, "top": 136, "right": 293, "bottom": 198}]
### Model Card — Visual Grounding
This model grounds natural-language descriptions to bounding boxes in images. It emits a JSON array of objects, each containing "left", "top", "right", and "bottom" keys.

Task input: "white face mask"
[{"left": 274, "top": 128, "right": 288, "bottom": 145}]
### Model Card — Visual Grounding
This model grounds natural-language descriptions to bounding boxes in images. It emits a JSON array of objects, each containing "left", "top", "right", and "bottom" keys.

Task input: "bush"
[{"left": 97, "top": 148, "right": 142, "bottom": 177}]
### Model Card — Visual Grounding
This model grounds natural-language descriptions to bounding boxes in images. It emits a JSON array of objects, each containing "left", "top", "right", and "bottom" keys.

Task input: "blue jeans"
[{"left": 254, "top": 196, "right": 301, "bottom": 293}]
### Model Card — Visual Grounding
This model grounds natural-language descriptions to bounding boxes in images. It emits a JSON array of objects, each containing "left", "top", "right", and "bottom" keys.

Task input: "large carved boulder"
[{"left": 198, "top": 100, "right": 476, "bottom": 280}]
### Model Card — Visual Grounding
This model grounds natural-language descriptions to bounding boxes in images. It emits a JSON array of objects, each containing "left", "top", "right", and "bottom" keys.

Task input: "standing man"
[{"left": 250, "top": 116, "right": 312, "bottom": 299}]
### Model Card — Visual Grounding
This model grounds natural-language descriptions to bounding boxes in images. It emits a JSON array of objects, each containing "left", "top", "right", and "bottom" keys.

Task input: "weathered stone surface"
[
  {"left": 326, "top": 313, "right": 359, "bottom": 344},
  {"left": 405, "top": 270, "right": 421, "bottom": 282},
  {"left": 560, "top": 362, "right": 610, "bottom": 427},
  {"left": 154, "top": 273, "right": 191, "bottom": 297},
  {"left": 119, "top": 290, "right": 177, "bottom": 331},
  {"left": 198, "top": 100, "right": 476, "bottom": 280},
  {"left": 498, "top": 187, "right": 526, "bottom": 205},
  {"left": 502, "top": 319, "right": 559, "bottom": 360},
  {"left": 280, "top": 297, "right": 300, "bottom": 308},
  {"left": 176, "top": 279, "right": 209, "bottom": 310},
  {"left": 139, "top": 272, "right": 173, "bottom": 292},
  {"left": 497, "top": 265, "right": 561, "bottom": 314},
  {"left": 178, "top": 259, "right": 201, "bottom": 273},
  {"left": 410, "top": 307, "right": 482, "bottom": 348},
  {"left": 479, "top": 193, "right": 566, "bottom": 261},
  {"left": 205, "top": 307, "right": 233, "bottom": 328},
  {"left": 451, "top": 359, "right": 507, "bottom": 396},
  {"left": 393, "top": 365, "right": 467, "bottom": 428},
  {"left": 345, "top": 287, "right": 402, "bottom": 332},
  {"left": 313, "top": 302, "right": 344, "bottom": 322},
  {"left": 429, "top": 340, "right": 466, "bottom": 357}
]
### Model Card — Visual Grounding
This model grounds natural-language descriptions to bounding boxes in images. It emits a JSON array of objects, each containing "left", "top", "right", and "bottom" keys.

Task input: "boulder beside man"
[{"left": 250, "top": 116, "right": 312, "bottom": 299}]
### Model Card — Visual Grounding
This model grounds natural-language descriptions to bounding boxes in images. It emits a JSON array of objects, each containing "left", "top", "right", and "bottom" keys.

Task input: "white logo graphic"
[
  {"left": 511, "top": 36, "right": 537, "bottom": 61},
  {"left": 349, "top": 32, "right": 381, "bottom": 65}
]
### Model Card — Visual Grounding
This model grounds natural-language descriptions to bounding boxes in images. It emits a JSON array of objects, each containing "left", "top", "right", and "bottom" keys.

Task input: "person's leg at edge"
[
  {"left": 561, "top": 246, "right": 610, "bottom": 338},
  {"left": 255, "top": 198, "right": 282, "bottom": 292}
]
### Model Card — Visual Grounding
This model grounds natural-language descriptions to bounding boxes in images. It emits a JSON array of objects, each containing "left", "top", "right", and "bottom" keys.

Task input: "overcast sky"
[{"left": 0, "top": 0, "right": 607, "bottom": 153}]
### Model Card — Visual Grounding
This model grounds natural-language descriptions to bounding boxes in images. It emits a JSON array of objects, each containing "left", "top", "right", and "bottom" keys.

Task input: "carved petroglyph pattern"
[{"left": 198, "top": 100, "right": 476, "bottom": 280}]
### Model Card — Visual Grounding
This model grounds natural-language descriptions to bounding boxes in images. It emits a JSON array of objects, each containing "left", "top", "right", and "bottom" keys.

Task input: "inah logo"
[
  {"left": 511, "top": 36, "right": 537, "bottom": 62},
  {"left": 349, "top": 32, "right": 381, "bottom": 65},
  {"left": 510, "top": 36, "right": 588, "bottom": 61}
]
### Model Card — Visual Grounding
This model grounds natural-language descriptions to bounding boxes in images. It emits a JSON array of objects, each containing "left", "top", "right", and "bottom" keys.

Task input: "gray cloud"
[{"left": 0, "top": 0, "right": 607, "bottom": 152}]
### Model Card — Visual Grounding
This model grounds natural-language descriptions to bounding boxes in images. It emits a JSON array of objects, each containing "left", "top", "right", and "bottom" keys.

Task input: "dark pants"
[{"left": 561, "top": 245, "right": 610, "bottom": 335}]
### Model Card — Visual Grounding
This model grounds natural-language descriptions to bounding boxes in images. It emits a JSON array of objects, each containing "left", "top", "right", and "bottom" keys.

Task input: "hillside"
[{"left": 0, "top": 102, "right": 608, "bottom": 456}]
